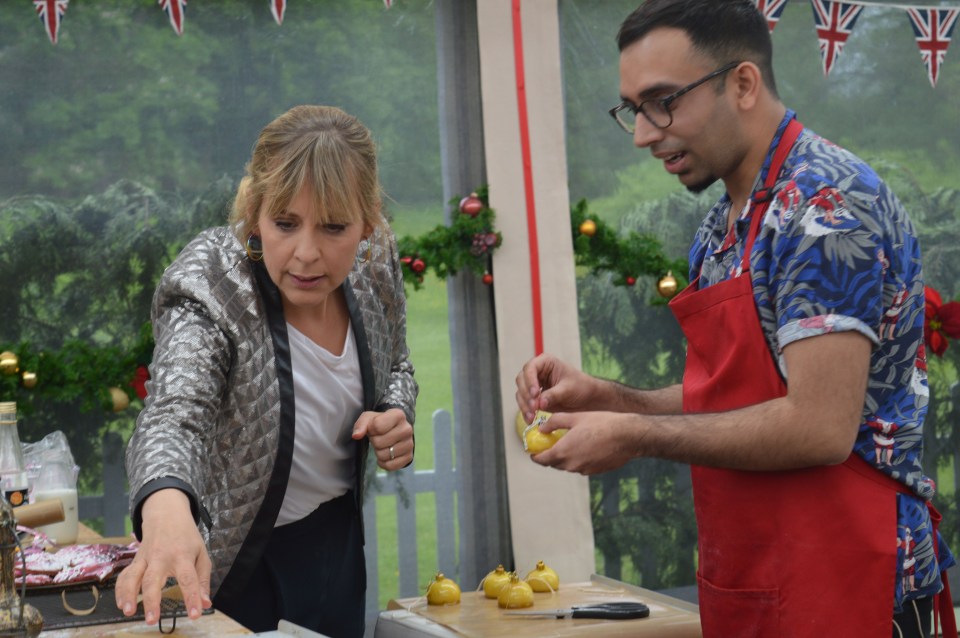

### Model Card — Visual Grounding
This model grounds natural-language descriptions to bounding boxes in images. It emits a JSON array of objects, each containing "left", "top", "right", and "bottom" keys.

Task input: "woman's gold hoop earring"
[
  {"left": 245, "top": 234, "right": 263, "bottom": 262},
  {"left": 356, "top": 238, "right": 371, "bottom": 264}
]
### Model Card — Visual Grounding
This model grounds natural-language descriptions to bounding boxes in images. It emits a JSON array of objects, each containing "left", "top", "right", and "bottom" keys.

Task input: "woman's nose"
[{"left": 295, "top": 233, "right": 322, "bottom": 262}]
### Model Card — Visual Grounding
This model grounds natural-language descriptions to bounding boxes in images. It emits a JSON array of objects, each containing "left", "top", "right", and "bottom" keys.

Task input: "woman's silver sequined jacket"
[{"left": 125, "top": 225, "right": 417, "bottom": 599}]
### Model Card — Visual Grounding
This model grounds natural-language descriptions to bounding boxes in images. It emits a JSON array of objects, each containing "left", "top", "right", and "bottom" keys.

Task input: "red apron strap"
[{"left": 741, "top": 118, "right": 804, "bottom": 272}]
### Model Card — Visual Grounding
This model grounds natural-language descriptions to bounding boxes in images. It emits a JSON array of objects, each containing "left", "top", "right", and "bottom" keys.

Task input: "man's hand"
[
  {"left": 515, "top": 353, "right": 599, "bottom": 423},
  {"left": 529, "top": 411, "right": 641, "bottom": 475}
]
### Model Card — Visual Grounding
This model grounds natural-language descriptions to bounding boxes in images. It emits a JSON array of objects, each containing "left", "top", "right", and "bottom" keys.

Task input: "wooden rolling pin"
[{"left": 14, "top": 498, "right": 65, "bottom": 528}]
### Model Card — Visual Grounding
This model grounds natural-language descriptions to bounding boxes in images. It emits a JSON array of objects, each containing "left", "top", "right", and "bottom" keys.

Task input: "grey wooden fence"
[{"left": 362, "top": 409, "right": 459, "bottom": 630}]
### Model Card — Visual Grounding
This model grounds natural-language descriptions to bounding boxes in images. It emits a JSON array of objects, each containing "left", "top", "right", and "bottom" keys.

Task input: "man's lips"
[{"left": 656, "top": 150, "right": 687, "bottom": 174}]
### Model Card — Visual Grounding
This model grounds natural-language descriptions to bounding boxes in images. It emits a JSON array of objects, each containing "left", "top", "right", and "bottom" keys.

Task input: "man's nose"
[{"left": 632, "top": 114, "right": 664, "bottom": 149}]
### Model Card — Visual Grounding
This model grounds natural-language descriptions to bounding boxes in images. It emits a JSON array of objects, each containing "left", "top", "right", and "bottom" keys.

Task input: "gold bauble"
[
  {"left": 497, "top": 573, "right": 534, "bottom": 609},
  {"left": 657, "top": 271, "right": 679, "bottom": 298},
  {"left": 525, "top": 560, "right": 560, "bottom": 592},
  {"left": 514, "top": 410, "right": 566, "bottom": 454},
  {"left": 579, "top": 219, "right": 597, "bottom": 237},
  {"left": 109, "top": 387, "right": 130, "bottom": 412},
  {"left": 426, "top": 572, "right": 461, "bottom": 606},
  {"left": 21, "top": 371, "right": 37, "bottom": 389},
  {"left": 481, "top": 564, "right": 512, "bottom": 599},
  {"left": 0, "top": 352, "right": 19, "bottom": 376}
]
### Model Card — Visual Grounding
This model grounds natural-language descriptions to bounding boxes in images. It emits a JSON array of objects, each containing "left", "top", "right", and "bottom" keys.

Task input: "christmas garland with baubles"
[{"left": 0, "top": 188, "right": 685, "bottom": 412}]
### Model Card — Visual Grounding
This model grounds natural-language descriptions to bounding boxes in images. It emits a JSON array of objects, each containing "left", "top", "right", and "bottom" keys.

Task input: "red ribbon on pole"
[{"left": 511, "top": 0, "right": 544, "bottom": 356}]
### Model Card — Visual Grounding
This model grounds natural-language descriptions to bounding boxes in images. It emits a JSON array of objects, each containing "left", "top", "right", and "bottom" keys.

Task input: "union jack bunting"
[
  {"left": 34, "top": 0, "right": 68, "bottom": 45},
  {"left": 810, "top": 0, "right": 864, "bottom": 76},
  {"left": 270, "top": 0, "right": 286, "bottom": 25},
  {"left": 907, "top": 8, "right": 959, "bottom": 87},
  {"left": 159, "top": 0, "right": 187, "bottom": 36},
  {"left": 754, "top": 0, "right": 789, "bottom": 34}
]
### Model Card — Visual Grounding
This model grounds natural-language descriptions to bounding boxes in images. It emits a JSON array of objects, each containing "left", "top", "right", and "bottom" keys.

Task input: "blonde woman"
[{"left": 116, "top": 105, "right": 417, "bottom": 637}]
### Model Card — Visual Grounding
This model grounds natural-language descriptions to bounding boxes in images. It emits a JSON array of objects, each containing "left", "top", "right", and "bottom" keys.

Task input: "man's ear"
[{"left": 731, "top": 61, "right": 764, "bottom": 110}]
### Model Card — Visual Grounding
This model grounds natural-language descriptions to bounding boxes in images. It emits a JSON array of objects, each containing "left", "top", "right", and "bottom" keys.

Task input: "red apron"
[{"left": 668, "top": 119, "right": 953, "bottom": 637}]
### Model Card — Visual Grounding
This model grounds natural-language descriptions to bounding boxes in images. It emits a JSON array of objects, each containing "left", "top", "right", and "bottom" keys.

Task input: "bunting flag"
[
  {"left": 34, "top": 0, "right": 68, "bottom": 45},
  {"left": 907, "top": 8, "right": 959, "bottom": 88},
  {"left": 158, "top": 0, "right": 187, "bottom": 36},
  {"left": 810, "top": 0, "right": 865, "bottom": 76},
  {"left": 755, "top": 0, "right": 789, "bottom": 33},
  {"left": 270, "top": 0, "right": 286, "bottom": 25},
  {"left": 18, "top": 0, "right": 960, "bottom": 90}
]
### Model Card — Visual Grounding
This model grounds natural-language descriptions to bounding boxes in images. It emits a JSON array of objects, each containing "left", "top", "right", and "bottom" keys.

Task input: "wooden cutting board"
[{"left": 386, "top": 576, "right": 702, "bottom": 637}]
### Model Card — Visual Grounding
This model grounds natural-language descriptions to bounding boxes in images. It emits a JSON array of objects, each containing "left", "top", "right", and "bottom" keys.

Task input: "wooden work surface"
[
  {"left": 39, "top": 611, "right": 253, "bottom": 637},
  {"left": 382, "top": 575, "right": 702, "bottom": 638},
  {"left": 30, "top": 524, "right": 253, "bottom": 636}
]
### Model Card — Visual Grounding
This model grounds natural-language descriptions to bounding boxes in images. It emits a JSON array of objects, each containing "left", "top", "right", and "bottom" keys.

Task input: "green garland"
[
  {"left": 0, "top": 322, "right": 154, "bottom": 413},
  {"left": 1, "top": 187, "right": 685, "bottom": 410},
  {"left": 570, "top": 199, "right": 688, "bottom": 291},
  {"left": 396, "top": 186, "right": 501, "bottom": 289}
]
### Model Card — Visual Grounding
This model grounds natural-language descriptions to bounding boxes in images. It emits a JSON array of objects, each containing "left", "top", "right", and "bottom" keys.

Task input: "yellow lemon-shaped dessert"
[
  {"left": 524, "top": 560, "right": 559, "bottom": 592},
  {"left": 426, "top": 572, "right": 461, "bottom": 605},
  {"left": 515, "top": 410, "right": 567, "bottom": 454},
  {"left": 481, "top": 564, "right": 512, "bottom": 599},
  {"left": 497, "top": 573, "right": 534, "bottom": 609}
]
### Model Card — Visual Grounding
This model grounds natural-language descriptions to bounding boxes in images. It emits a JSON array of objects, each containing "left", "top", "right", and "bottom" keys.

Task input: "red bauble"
[
  {"left": 411, "top": 258, "right": 426, "bottom": 273},
  {"left": 459, "top": 193, "right": 484, "bottom": 217},
  {"left": 400, "top": 256, "right": 413, "bottom": 265},
  {"left": 482, "top": 273, "right": 494, "bottom": 285},
  {"left": 625, "top": 276, "right": 636, "bottom": 286}
]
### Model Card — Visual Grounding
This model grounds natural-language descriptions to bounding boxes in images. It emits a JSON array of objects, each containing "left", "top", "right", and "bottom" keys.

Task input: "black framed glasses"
[{"left": 609, "top": 61, "right": 741, "bottom": 133}]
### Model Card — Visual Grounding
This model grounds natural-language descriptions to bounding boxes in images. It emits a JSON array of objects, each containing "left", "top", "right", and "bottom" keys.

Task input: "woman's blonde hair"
[{"left": 229, "top": 105, "right": 384, "bottom": 241}]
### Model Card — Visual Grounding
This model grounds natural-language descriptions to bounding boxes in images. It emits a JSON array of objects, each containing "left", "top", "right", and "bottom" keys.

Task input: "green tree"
[
  {"left": 0, "top": 179, "right": 235, "bottom": 493},
  {"left": 0, "top": 0, "right": 442, "bottom": 206},
  {"left": 559, "top": 0, "right": 960, "bottom": 200}
]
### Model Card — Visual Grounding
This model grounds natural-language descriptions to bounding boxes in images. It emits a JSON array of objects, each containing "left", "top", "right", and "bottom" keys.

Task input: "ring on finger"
[{"left": 389, "top": 445, "right": 395, "bottom": 461}]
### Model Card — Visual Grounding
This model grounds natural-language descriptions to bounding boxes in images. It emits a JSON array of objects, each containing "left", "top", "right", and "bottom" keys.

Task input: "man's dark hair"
[{"left": 617, "top": 0, "right": 779, "bottom": 98}]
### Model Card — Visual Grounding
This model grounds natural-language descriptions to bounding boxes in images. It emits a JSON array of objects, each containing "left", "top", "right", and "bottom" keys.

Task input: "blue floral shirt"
[{"left": 687, "top": 110, "right": 954, "bottom": 612}]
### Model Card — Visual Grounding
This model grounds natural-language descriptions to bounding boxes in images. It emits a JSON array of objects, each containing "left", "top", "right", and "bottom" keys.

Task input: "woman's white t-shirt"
[{"left": 275, "top": 321, "right": 363, "bottom": 526}]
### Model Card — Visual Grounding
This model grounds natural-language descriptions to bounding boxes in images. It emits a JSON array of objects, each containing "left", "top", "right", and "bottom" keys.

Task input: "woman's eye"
[
  {"left": 324, "top": 224, "right": 347, "bottom": 233},
  {"left": 275, "top": 219, "right": 296, "bottom": 231}
]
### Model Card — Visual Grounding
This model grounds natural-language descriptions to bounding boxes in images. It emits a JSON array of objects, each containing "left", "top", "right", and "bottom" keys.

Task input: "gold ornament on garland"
[
  {"left": 21, "top": 372, "right": 37, "bottom": 389},
  {"left": 0, "top": 352, "right": 19, "bottom": 376},
  {"left": 657, "top": 271, "right": 679, "bottom": 298},
  {"left": 108, "top": 387, "right": 130, "bottom": 412},
  {"left": 579, "top": 219, "right": 597, "bottom": 237}
]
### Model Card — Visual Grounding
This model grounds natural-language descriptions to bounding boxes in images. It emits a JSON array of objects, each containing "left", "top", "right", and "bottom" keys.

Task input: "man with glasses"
[{"left": 515, "top": 1, "right": 954, "bottom": 636}]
